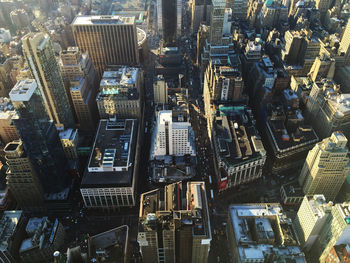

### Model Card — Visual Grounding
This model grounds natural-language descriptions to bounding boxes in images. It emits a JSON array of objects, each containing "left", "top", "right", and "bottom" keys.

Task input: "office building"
[
  {"left": 4, "top": 141, "right": 44, "bottom": 211},
  {"left": 59, "top": 47, "right": 99, "bottom": 130},
  {"left": 246, "top": 0, "right": 263, "bottom": 27},
  {"left": 80, "top": 119, "right": 140, "bottom": 210},
  {"left": 299, "top": 132, "right": 350, "bottom": 201},
  {"left": 88, "top": 225, "right": 130, "bottom": 263},
  {"left": 97, "top": 66, "right": 143, "bottom": 119},
  {"left": 152, "top": 110, "right": 196, "bottom": 157},
  {"left": 0, "top": 211, "right": 26, "bottom": 263},
  {"left": 191, "top": 0, "right": 210, "bottom": 33},
  {"left": 10, "top": 79, "right": 70, "bottom": 194},
  {"left": 59, "top": 129, "right": 79, "bottom": 160},
  {"left": 293, "top": 195, "right": 331, "bottom": 251},
  {"left": 0, "top": 163, "right": 11, "bottom": 212},
  {"left": 306, "top": 79, "right": 350, "bottom": 140},
  {"left": 22, "top": 32, "right": 74, "bottom": 129},
  {"left": 203, "top": 60, "right": 244, "bottom": 103},
  {"left": 72, "top": 16, "right": 140, "bottom": 76},
  {"left": 324, "top": 244, "right": 350, "bottom": 262},
  {"left": 10, "top": 9, "right": 30, "bottom": 29},
  {"left": 227, "top": 203, "right": 306, "bottom": 263},
  {"left": 209, "top": 105, "right": 266, "bottom": 191},
  {"left": 308, "top": 54, "right": 335, "bottom": 82},
  {"left": 138, "top": 181, "right": 211, "bottom": 263},
  {"left": 280, "top": 181, "right": 304, "bottom": 205},
  {"left": 310, "top": 202, "right": 350, "bottom": 262},
  {"left": 153, "top": 75, "right": 168, "bottom": 104},
  {"left": 0, "top": 98, "right": 18, "bottom": 144},
  {"left": 227, "top": 0, "right": 249, "bottom": 20},
  {"left": 339, "top": 18, "right": 350, "bottom": 66},
  {"left": 19, "top": 217, "right": 65, "bottom": 263},
  {"left": 282, "top": 30, "right": 307, "bottom": 66},
  {"left": 157, "top": 0, "right": 181, "bottom": 45},
  {"left": 257, "top": 0, "right": 288, "bottom": 29}
]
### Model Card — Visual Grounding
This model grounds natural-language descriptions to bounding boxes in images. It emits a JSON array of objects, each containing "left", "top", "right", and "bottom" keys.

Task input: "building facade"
[
  {"left": 9, "top": 79, "right": 70, "bottom": 194},
  {"left": 22, "top": 32, "right": 74, "bottom": 129},
  {"left": 72, "top": 16, "right": 140, "bottom": 76},
  {"left": 4, "top": 141, "right": 44, "bottom": 211},
  {"left": 152, "top": 110, "right": 196, "bottom": 157},
  {"left": 299, "top": 132, "right": 350, "bottom": 201},
  {"left": 0, "top": 98, "right": 18, "bottom": 144}
]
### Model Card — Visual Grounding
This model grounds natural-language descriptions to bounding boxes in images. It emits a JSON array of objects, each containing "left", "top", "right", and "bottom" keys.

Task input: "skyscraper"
[
  {"left": 9, "top": 79, "right": 70, "bottom": 194},
  {"left": 4, "top": 140, "right": 44, "bottom": 211},
  {"left": 227, "top": 0, "right": 249, "bottom": 20},
  {"left": 22, "top": 32, "right": 75, "bottom": 129},
  {"left": 209, "top": 0, "right": 227, "bottom": 46},
  {"left": 157, "top": 0, "right": 182, "bottom": 46},
  {"left": 299, "top": 131, "right": 350, "bottom": 201},
  {"left": 339, "top": 18, "right": 350, "bottom": 65},
  {"left": 191, "top": 0, "right": 210, "bottom": 33},
  {"left": 72, "top": 16, "right": 140, "bottom": 76},
  {"left": 293, "top": 195, "right": 330, "bottom": 251},
  {"left": 152, "top": 110, "right": 196, "bottom": 157}
]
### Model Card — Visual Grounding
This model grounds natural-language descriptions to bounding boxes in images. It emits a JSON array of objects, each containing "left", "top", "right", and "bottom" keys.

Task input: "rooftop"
[
  {"left": 81, "top": 119, "right": 138, "bottom": 188},
  {"left": 229, "top": 204, "right": 306, "bottom": 262},
  {"left": 9, "top": 79, "right": 37, "bottom": 102},
  {"left": 0, "top": 210, "right": 23, "bottom": 251},
  {"left": 59, "top": 129, "right": 78, "bottom": 141},
  {"left": 0, "top": 97, "right": 18, "bottom": 120},
  {"left": 89, "top": 225, "right": 129, "bottom": 263},
  {"left": 213, "top": 105, "right": 266, "bottom": 167},
  {"left": 72, "top": 15, "right": 135, "bottom": 26}
]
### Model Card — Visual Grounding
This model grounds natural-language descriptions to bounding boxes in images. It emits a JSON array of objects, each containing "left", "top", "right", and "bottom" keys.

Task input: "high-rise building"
[
  {"left": 227, "top": 0, "right": 249, "bottom": 20},
  {"left": 0, "top": 98, "right": 18, "bottom": 144},
  {"left": 157, "top": 0, "right": 182, "bottom": 45},
  {"left": 138, "top": 181, "right": 212, "bottom": 263},
  {"left": 209, "top": 0, "right": 227, "bottom": 46},
  {"left": 59, "top": 47, "right": 98, "bottom": 131},
  {"left": 152, "top": 110, "right": 196, "bottom": 157},
  {"left": 308, "top": 54, "right": 335, "bottom": 82},
  {"left": 306, "top": 79, "right": 350, "bottom": 140},
  {"left": 9, "top": 79, "right": 70, "bottom": 194},
  {"left": 246, "top": 0, "right": 263, "bottom": 27},
  {"left": 191, "top": 0, "right": 210, "bottom": 33},
  {"left": 227, "top": 203, "right": 306, "bottom": 263},
  {"left": 310, "top": 202, "right": 350, "bottom": 263},
  {"left": 22, "top": 32, "right": 75, "bottom": 129},
  {"left": 4, "top": 140, "right": 44, "bottom": 211},
  {"left": 293, "top": 195, "right": 331, "bottom": 251},
  {"left": 80, "top": 119, "right": 140, "bottom": 210},
  {"left": 72, "top": 16, "right": 140, "bottom": 76},
  {"left": 299, "top": 132, "right": 350, "bottom": 201},
  {"left": 153, "top": 75, "right": 168, "bottom": 104},
  {"left": 96, "top": 66, "right": 143, "bottom": 119},
  {"left": 339, "top": 18, "right": 350, "bottom": 65},
  {"left": 282, "top": 30, "right": 307, "bottom": 66}
]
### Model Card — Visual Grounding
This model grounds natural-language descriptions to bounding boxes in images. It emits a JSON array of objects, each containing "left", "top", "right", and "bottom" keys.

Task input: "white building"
[{"left": 152, "top": 110, "right": 196, "bottom": 157}]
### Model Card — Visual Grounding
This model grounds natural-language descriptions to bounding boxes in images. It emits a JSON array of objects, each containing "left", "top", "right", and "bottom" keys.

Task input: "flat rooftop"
[
  {"left": 72, "top": 15, "right": 135, "bottom": 26},
  {"left": 81, "top": 119, "right": 137, "bottom": 188},
  {"left": 0, "top": 211, "right": 23, "bottom": 251},
  {"left": 0, "top": 97, "right": 18, "bottom": 120},
  {"left": 9, "top": 79, "right": 37, "bottom": 102},
  {"left": 214, "top": 105, "right": 266, "bottom": 167}
]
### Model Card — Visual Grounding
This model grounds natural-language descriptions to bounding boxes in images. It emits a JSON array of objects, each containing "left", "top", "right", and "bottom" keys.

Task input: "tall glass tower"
[
  {"left": 9, "top": 79, "right": 70, "bottom": 194},
  {"left": 22, "top": 32, "right": 75, "bottom": 129}
]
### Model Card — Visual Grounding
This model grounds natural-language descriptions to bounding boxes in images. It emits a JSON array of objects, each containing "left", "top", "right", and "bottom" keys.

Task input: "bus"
[
  {"left": 209, "top": 175, "right": 212, "bottom": 184},
  {"left": 210, "top": 189, "right": 214, "bottom": 199}
]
